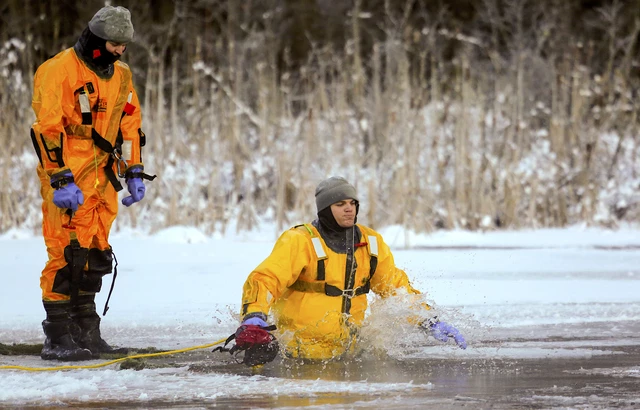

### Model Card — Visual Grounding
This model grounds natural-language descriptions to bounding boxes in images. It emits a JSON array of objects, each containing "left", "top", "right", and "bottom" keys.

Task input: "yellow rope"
[
  {"left": 0, "top": 337, "right": 227, "bottom": 372},
  {"left": 93, "top": 145, "right": 100, "bottom": 188}
]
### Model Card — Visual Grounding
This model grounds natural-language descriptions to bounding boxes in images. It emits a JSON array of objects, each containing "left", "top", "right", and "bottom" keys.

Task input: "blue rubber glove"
[
  {"left": 430, "top": 321, "right": 467, "bottom": 349},
  {"left": 122, "top": 177, "right": 145, "bottom": 207},
  {"left": 51, "top": 173, "right": 84, "bottom": 212}
]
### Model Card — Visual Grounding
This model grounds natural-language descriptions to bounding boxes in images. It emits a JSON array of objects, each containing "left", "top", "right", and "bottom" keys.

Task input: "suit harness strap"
[{"left": 289, "top": 224, "right": 378, "bottom": 297}]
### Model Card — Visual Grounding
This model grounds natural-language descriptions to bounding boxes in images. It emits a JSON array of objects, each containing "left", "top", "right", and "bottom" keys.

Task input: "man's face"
[
  {"left": 106, "top": 41, "right": 127, "bottom": 57},
  {"left": 330, "top": 199, "right": 357, "bottom": 228}
]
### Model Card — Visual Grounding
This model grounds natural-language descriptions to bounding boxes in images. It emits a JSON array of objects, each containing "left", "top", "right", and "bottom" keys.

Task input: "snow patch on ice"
[
  {"left": 0, "top": 367, "right": 432, "bottom": 406},
  {"left": 151, "top": 226, "right": 209, "bottom": 244}
]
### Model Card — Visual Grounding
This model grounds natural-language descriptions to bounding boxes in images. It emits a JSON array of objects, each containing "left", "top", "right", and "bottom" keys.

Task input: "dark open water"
[{"left": 30, "top": 322, "right": 639, "bottom": 410}]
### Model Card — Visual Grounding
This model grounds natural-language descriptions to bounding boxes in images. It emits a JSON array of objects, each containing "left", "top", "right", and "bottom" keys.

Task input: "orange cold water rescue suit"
[{"left": 31, "top": 48, "right": 145, "bottom": 303}]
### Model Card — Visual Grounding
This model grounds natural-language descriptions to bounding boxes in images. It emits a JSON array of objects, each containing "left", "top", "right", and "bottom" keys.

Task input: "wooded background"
[{"left": 1, "top": 0, "right": 639, "bottom": 236}]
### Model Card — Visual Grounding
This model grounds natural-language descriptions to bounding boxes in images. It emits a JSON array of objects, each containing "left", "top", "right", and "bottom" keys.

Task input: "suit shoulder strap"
[
  {"left": 292, "top": 224, "right": 327, "bottom": 260},
  {"left": 356, "top": 225, "right": 379, "bottom": 257}
]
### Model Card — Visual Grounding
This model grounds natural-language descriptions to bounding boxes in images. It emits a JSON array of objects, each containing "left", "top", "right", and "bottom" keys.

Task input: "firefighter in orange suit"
[
  {"left": 237, "top": 177, "right": 466, "bottom": 362},
  {"left": 31, "top": 6, "right": 153, "bottom": 361}
]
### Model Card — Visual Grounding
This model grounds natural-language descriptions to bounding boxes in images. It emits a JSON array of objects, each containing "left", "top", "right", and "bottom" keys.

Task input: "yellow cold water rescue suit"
[{"left": 241, "top": 223, "right": 420, "bottom": 360}]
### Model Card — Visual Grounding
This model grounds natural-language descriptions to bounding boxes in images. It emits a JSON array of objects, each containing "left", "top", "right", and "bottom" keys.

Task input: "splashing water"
[{"left": 359, "top": 291, "right": 484, "bottom": 359}]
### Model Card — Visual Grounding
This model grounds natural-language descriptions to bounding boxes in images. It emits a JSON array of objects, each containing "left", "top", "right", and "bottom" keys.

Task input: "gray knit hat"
[
  {"left": 315, "top": 176, "right": 359, "bottom": 212},
  {"left": 88, "top": 6, "right": 134, "bottom": 43}
]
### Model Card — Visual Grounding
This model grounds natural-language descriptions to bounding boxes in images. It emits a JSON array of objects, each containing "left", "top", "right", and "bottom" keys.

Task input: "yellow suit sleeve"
[
  {"left": 369, "top": 232, "right": 432, "bottom": 322},
  {"left": 241, "top": 229, "right": 314, "bottom": 318},
  {"left": 369, "top": 232, "right": 422, "bottom": 297}
]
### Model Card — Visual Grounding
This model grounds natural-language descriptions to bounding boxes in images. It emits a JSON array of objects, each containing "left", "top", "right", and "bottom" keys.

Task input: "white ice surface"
[{"left": 1, "top": 224, "right": 639, "bottom": 406}]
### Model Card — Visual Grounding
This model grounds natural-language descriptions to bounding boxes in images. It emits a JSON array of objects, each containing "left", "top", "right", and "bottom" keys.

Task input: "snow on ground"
[{"left": 1, "top": 223, "right": 639, "bottom": 407}]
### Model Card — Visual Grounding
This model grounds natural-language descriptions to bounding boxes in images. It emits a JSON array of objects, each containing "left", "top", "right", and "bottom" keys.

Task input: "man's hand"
[
  {"left": 51, "top": 172, "right": 84, "bottom": 212},
  {"left": 429, "top": 321, "right": 467, "bottom": 349},
  {"left": 225, "top": 313, "right": 278, "bottom": 366},
  {"left": 241, "top": 316, "right": 269, "bottom": 327},
  {"left": 122, "top": 177, "right": 145, "bottom": 206}
]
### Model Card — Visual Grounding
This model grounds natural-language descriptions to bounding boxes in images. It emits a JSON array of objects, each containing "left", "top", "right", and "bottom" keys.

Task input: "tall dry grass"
[{"left": 0, "top": 1, "right": 638, "bottom": 236}]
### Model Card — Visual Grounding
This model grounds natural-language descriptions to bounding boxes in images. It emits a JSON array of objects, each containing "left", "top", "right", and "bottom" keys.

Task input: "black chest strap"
[
  {"left": 76, "top": 82, "right": 132, "bottom": 192},
  {"left": 289, "top": 224, "right": 379, "bottom": 296}
]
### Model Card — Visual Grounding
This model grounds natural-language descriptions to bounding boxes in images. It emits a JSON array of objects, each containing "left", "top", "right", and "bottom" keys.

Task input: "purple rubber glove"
[
  {"left": 242, "top": 316, "right": 269, "bottom": 328},
  {"left": 122, "top": 177, "right": 145, "bottom": 207},
  {"left": 51, "top": 173, "right": 84, "bottom": 212},
  {"left": 430, "top": 321, "right": 467, "bottom": 349}
]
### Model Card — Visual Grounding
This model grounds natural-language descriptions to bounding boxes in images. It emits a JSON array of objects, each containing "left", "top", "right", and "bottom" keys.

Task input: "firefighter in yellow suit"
[
  {"left": 31, "top": 6, "right": 153, "bottom": 361},
  {"left": 238, "top": 177, "right": 467, "bottom": 362}
]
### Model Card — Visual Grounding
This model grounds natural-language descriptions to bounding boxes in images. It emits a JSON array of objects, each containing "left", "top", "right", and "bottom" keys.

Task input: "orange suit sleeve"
[
  {"left": 118, "top": 62, "right": 144, "bottom": 171},
  {"left": 31, "top": 57, "right": 74, "bottom": 177}
]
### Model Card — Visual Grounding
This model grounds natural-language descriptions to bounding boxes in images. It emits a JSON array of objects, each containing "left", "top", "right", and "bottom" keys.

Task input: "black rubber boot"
[
  {"left": 71, "top": 295, "right": 125, "bottom": 357},
  {"left": 41, "top": 303, "right": 93, "bottom": 361}
]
